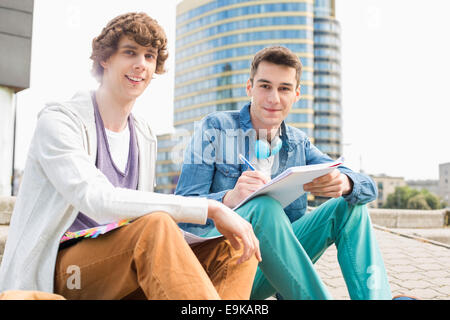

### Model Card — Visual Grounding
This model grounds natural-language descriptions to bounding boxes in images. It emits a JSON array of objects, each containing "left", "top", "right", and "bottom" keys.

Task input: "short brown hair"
[
  {"left": 90, "top": 12, "right": 168, "bottom": 82},
  {"left": 250, "top": 46, "right": 302, "bottom": 88}
]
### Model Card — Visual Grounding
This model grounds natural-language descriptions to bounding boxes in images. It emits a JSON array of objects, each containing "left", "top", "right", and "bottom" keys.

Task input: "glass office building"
[
  {"left": 156, "top": 0, "right": 342, "bottom": 193},
  {"left": 313, "top": 0, "right": 341, "bottom": 158}
]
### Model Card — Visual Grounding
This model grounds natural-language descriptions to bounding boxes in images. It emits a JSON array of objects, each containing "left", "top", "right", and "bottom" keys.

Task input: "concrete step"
[
  {"left": 0, "top": 196, "right": 15, "bottom": 225},
  {"left": 369, "top": 208, "right": 448, "bottom": 228},
  {"left": 0, "top": 196, "right": 14, "bottom": 264},
  {"left": 393, "top": 227, "right": 450, "bottom": 245},
  {"left": 0, "top": 225, "right": 8, "bottom": 264}
]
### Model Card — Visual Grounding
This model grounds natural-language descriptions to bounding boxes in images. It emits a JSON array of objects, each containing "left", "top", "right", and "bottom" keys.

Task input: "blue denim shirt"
[{"left": 175, "top": 103, "right": 377, "bottom": 236}]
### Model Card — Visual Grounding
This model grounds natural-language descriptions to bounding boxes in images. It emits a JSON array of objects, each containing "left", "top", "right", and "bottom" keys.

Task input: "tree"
[
  {"left": 406, "top": 194, "right": 431, "bottom": 210},
  {"left": 384, "top": 186, "right": 418, "bottom": 209},
  {"left": 383, "top": 186, "right": 446, "bottom": 210}
]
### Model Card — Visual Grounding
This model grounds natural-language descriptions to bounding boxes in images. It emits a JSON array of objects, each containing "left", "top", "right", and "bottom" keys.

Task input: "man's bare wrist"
[
  {"left": 222, "top": 190, "right": 234, "bottom": 208},
  {"left": 343, "top": 175, "right": 354, "bottom": 195}
]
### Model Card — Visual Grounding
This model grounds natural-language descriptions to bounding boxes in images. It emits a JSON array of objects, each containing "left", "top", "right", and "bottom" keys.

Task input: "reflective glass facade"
[
  {"left": 313, "top": 0, "right": 342, "bottom": 158},
  {"left": 156, "top": 0, "right": 342, "bottom": 193}
]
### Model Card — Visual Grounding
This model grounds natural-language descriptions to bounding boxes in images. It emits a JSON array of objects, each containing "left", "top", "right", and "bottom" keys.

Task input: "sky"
[
  {"left": 14, "top": 0, "right": 450, "bottom": 181},
  {"left": 335, "top": 0, "right": 450, "bottom": 180}
]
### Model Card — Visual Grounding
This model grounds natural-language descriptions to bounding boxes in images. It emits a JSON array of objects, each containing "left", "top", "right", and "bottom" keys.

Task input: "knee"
[
  {"left": 330, "top": 197, "right": 369, "bottom": 225},
  {"left": 349, "top": 202, "right": 370, "bottom": 224},
  {"left": 251, "top": 196, "right": 283, "bottom": 211},
  {"left": 135, "top": 212, "right": 184, "bottom": 250},
  {"left": 141, "top": 212, "right": 178, "bottom": 232},
  {"left": 326, "top": 196, "right": 348, "bottom": 210}
]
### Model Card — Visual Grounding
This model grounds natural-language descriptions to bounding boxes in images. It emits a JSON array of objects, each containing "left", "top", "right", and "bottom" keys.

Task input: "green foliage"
[
  {"left": 383, "top": 186, "right": 446, "bottom": 210},
  {"left": 406, "top": 194, "right": 431, "bottom": 210}
]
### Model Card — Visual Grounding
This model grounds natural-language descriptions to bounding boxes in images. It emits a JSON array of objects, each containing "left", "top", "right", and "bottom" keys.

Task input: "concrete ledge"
[
  {"left": 0, "top": 196, "right": 15, "bottom": 225},
  {"left": 0, "top": 225, "right": 8, "bottom": 264},
  {"left": 394, "top": 228, "right": 450, "bottom": 246},
  {"left": 0, "top": 196, "right": 14, "bottom": 264},
  {"left": 369, "top": 208, "right": 447, "bottom": 228}
]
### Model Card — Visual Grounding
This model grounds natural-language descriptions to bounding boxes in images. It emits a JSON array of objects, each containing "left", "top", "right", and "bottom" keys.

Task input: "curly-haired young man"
[{"left": 0, "top": 12, "right": 260, "bottom": 300}]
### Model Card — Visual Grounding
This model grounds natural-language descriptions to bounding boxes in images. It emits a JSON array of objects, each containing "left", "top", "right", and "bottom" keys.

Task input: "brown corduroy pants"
[{"left": 53, "top": 212, "right": 258, "bottom": 300}]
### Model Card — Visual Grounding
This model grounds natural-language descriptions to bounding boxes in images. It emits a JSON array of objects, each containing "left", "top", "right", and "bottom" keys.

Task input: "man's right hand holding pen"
[{"left": 222, "top": 154, "right": 271, "bottom": 209}]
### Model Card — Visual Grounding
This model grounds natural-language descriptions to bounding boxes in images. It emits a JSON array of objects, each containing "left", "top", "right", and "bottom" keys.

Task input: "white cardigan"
[{"left": 0, "top": 91, "right": 208, "bottom": 293}]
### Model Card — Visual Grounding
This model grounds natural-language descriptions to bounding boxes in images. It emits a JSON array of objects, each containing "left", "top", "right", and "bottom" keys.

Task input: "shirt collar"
[{"left": 239, "top": 102, "right": 254, "bottom": 132}]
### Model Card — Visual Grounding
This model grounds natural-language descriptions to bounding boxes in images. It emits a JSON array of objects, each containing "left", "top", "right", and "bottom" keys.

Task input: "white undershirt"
[
  {"left": 105, "top": 126, "right": 130, "bottom": 173},
  {"left": 253, "top": 155, "right": 275, "bottom": 178},
  {"left": 252, "top": 133, "right": 281, "bottom": 178}
]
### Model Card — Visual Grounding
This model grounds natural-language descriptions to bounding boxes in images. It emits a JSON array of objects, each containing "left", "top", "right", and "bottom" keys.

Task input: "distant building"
[
  {"left": 155, "top": 131, "right": 191, "bottom": 194},
  {"left": 0, "top": 0, "right": 34, "bottom": 196},
  {"left": 439, "top": 162, "right": 450, "bottom": 206},
  {"left": 406, "top": 179, "right": 439, "bottom": 197},
  {"left": 370, "top": 174, "right": 406, "bottom": 208}
]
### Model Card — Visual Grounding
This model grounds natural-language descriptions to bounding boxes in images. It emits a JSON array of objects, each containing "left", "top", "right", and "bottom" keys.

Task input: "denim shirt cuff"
[
  {"left": 342, "top": 172, "right": 360, "bottom": 205},
  {"left": 206, "top": 190, "right": 229, "bottom": 203}
]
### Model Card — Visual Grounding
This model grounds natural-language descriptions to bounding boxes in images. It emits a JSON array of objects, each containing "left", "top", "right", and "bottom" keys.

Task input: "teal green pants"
[{"left": 203, "top": 196, "right": 392, "bottom": 300}]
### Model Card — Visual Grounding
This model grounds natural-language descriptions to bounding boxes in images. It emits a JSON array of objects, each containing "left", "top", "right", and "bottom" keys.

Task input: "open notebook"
[{"left": 232, "top": 158, "right": 343, "bottom": 210}]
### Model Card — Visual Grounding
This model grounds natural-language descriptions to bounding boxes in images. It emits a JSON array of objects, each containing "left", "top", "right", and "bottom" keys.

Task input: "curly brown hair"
[{"left": 90, "top": 12, "right": 168, "bottom": 82}]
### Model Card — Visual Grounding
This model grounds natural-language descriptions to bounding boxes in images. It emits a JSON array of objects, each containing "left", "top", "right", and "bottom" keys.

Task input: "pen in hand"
[{"left": 239, "top": 154, "right": 256, "bottom": 171}]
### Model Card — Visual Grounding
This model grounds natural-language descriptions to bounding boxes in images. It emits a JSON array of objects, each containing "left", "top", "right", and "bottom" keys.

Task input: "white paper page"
[
  {"left": 233, "top": 159, "right": 342, "bottom": 210},
  {"left": 182, "top": 230, "right": 223, "bottom": 245}
]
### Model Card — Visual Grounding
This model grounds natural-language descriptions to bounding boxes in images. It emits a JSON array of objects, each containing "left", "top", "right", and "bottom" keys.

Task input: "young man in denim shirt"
[{"left": 175, "top": 46, "right": 393, "bottom": 300}]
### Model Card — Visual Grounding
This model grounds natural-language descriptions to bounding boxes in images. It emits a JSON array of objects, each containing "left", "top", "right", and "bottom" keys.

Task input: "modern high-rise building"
[
  {"left": 156, "top": 0, "right": 342, "bottom": 194},
  {"left": 313, "top": 0, "right": 342, "bottom": 156}
]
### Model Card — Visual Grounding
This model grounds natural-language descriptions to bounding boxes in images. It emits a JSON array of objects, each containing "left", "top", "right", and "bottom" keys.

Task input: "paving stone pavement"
[{"left": 314, "top": 226, "right": 450, "bottom": 300}]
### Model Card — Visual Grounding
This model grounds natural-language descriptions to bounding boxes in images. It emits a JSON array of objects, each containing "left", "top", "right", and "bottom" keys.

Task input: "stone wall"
[
  {"left": 369, "top": 208, "right": 448, "bottom": 229},
  {"left": 0, "top": 196, "right": 14, "bottom": 263},
  {"left": 0, "top": 196, "right": 14, "bottom": 224}
]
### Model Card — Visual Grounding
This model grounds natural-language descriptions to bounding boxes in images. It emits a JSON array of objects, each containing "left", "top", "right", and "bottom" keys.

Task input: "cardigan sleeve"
[{"left": 34, "top": 107, "right": 208, "bottom": 225}]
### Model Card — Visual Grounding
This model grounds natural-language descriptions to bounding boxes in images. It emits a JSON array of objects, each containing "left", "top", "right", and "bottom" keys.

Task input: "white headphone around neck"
[{"left": 254, "top": 135, "right": 282, "bottom": 159}]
